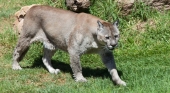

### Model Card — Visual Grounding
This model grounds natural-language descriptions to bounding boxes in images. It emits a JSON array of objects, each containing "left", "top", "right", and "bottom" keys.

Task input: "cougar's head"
[{"left": 97, "top": 20, "right": 120, "bottom": 50}]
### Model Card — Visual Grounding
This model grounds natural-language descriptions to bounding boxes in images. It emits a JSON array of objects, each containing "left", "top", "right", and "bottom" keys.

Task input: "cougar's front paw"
[
  {"left": 75, "top": 77, "right": 87, "bottom": 82},
  {"left": 12, "top": 64, "right": 22, "bottom": 70},
  {"left": 116, "top": 80, "right": 126, "bottom": 86},
  {"left": 49, "top": 69, "right": 60, "bottom": 74},
  {"left": 74, "top": 73, "right": 87, "bottom": 82}
]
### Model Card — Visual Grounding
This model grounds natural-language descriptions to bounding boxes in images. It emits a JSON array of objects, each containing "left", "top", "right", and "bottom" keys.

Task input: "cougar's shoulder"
[{"left": 75, "top": 13, "right": 105, "bottom": 34}]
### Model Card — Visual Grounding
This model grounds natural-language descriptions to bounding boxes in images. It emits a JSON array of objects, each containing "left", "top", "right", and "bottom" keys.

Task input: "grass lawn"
[{"left": 0, "top": 0, "right": 170, "bottom": 93}]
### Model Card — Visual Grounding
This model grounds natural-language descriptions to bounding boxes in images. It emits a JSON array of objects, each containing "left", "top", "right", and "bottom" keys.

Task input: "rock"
[{"left": 65, "top": 0, "right": 90, "bottom": 12}]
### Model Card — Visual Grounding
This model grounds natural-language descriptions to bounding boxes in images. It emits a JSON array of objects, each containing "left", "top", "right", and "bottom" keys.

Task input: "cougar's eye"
[
  {"left": 114, "top": 35, "right": 119, "bottom": 38},
  {"left": 105, "top": 36, "right": 110, "bottom": 39}
]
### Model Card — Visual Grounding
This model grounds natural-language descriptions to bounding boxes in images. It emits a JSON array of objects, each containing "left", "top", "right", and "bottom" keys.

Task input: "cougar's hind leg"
[
  {"left": 12, "top": 37, "right": 31, "bottom": 70},
  {"left": 42, "top": 45, "right": 60, "bottom": 74},
  {"left": 12, "top": 14, "right": 41, "bottom": 70}
]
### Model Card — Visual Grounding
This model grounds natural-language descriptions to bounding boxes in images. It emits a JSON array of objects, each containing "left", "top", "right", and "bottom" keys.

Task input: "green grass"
[{"left": 0, "top": 0, "right": 170, "bottom": 93}]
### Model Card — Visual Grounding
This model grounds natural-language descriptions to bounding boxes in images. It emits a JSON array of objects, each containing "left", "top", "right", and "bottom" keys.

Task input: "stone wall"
[{"left": 115, "top": 0, "right": 170, "bottom": 15}]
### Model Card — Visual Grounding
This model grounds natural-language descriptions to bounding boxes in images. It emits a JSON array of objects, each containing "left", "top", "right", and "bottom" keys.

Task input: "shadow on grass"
[{"left": 26, "top": 55, "right": 124, "bottom": 83}]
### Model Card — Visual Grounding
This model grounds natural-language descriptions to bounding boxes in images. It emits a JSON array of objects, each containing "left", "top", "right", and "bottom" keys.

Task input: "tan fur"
[{"left": 12, "top": 5, "right": 126, "bottom": 86}]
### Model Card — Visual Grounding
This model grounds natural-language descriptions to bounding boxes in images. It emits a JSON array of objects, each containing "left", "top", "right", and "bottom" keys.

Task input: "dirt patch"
[
  {"left": 132, "top": 19, "right": 156, "bottom": 33},
  {"left": 0, "top": 43, "right": 6, "bottom": 58},
  {"left": 0, "top": 15, "right": 16, "bottom": 33},
  {"left": 0, "top": 25, "right": 3, "bottom": 33}
]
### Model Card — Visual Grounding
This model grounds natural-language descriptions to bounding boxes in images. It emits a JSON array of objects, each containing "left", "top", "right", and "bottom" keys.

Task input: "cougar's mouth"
[
  {"left": 107, "top": 44, "right": 118, "bottom": 50},
  {"left": 107, "top": 46, "right": 114, "bottom": 50}
]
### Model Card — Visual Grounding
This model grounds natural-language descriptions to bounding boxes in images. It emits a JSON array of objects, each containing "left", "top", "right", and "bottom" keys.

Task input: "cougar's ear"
[
  {"left": 113, "top": 19, "right": 119, "bottom": 27},
  {"left": 97, "top": 20, "right": 103, "bottom": 29}
]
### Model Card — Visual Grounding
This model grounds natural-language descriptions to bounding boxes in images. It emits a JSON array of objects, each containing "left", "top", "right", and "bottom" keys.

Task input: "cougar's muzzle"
[{"left": 107, "top": 41, "right": 118, "bottom": 50}]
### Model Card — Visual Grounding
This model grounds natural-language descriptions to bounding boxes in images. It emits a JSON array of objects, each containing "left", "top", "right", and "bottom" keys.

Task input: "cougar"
[{"left": 12, "top": 5, "right": 126, "bottom": 86}]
